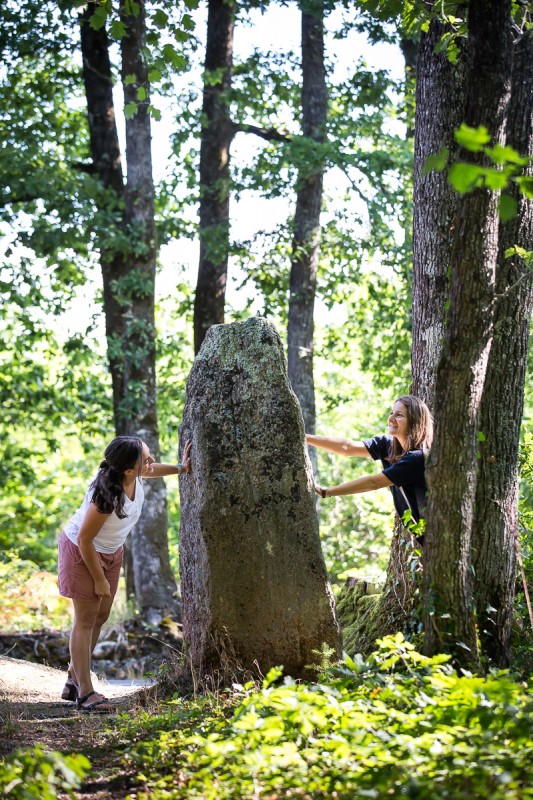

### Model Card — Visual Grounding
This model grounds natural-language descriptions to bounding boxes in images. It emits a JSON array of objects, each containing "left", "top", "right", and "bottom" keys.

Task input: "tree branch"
[{"left": 233, "top": 122, "right": 293, "bottom": 142}]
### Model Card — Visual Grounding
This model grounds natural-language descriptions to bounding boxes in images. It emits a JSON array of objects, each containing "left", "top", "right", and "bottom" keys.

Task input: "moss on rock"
[{"left": 337, "top": 527, "right": 423, "bottom": 657}]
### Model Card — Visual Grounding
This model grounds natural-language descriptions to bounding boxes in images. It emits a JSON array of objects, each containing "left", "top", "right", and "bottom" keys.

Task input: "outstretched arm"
[
  {"left": 314, "top": 471, "right": 392, "bottom": 498},
  {"left": 305, "top": 433, "right": 372, "bottom": 458},
  {"left": 144, "top": 440, "right": 192, "bottom": 478}
]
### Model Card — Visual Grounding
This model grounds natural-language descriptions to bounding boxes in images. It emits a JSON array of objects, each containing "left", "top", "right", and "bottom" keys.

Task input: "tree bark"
[
  {"left": 287, "top": 2, "right": 326, "bottom": 445},
  {"left": 80, "top": 2, "right": 178, "bottom": 622},
  {"left": 423, "top": 0, "right": 513, "bottom": 669},
  {"left": 411, "top": 13, "right": 467, "bottom": 407},
  {"left": 179, "top": 317, "right": 341, "bottom": 681},
  {"left": 193, "top": 0, "right": 235, "bottom": 354},
  {"left": 472, "top": 30, "right": 533, "bottom": 667},
  {"left": 119, "top": 0, "right": 178, "bottom": 623}
]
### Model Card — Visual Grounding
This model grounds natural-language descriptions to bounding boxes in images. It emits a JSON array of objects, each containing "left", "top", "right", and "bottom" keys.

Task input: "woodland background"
[
  {"left": 0, "top": 0, "right": 532, "bottom": 651},
  {"left": 1, "top": 0, "right": 532, "bottom": 629},
  {"left": 2, "top": 1, "right": 533, "bottom": 797},
  {"left": 1, "top": 0, "right": 433, "bottom": 603}
]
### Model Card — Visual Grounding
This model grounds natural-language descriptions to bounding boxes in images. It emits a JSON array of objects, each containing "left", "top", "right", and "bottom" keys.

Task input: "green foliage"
[
  {"left": 87, "top": 0, "right": 199, "bottom": 89},
  {"left": 513, "top": 432, "right": 533, "bottom": 673},
  {"left": 0, "top": 429, "right": 110, "bottom": 570},
  {"left": 0, "top": 557, "right": 72, "bottom": 631},
  {"left": 427, "top": 124, "right": 533, "bottom": 206},
  {"left": 0, "top": 746, "right": 90, "bottom": 800},
  {"left": 118, "top": 635, "right": 533, "bottom": 799}
]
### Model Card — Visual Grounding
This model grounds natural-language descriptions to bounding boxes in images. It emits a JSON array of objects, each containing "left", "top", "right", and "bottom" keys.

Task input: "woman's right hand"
[
  {"left": 94, "top": 577, "right": 111, "bottom": 599},
  {"left": 181, "top": 440, "right": 192, "bottom": 473}
]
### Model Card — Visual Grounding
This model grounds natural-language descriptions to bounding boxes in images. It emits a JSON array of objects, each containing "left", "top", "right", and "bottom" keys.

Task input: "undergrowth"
[
  {"left": 2, "top": 635, "right": 533, "bottom": 799},
  {"left": 116, "top": 634, "right": 533, "bottom": 800}
]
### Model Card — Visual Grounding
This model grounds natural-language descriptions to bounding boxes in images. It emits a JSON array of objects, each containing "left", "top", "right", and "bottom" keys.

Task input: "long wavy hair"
[
  {"left": 389, "top": 395, "right": 433, "bottom": 463},
  {"left": 90, "top": 436, "right": 143, "bottom": 518}
]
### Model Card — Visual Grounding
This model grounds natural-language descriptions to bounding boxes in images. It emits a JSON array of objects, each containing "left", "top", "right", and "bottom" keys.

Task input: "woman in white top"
[{"left": 58, "top": 435, "right": 191, "bottom": 713}]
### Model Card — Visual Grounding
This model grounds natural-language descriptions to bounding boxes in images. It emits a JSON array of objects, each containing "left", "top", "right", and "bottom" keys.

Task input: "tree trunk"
[
  {"left": 119, "top": 0, "right": 178, "bottom": 623},
  {"left": 193, "top": 0, "right": 235, "bottom": 354},
  {"left": 179, "top": 317, "right": 341, "bottom": 682},
  {"left": 423, "top": 0, "right": 513, "bottom": 669},
  {"left": 287, "top": 2, "right": 326, "bottom": 447},
  {"left": 80, "top": 2, "right": 178, "bottom": 622},
  {"left": 411, "top": 13, "right": 467, "bottom": 407},
  {"left": 472, "top": 30, "right": 533, "bottom": 667}
]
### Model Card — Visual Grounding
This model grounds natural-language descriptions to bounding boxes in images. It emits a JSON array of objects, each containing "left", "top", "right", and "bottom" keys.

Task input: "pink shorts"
[{"left": 58, "top": 531, "right": 123, "bottom": 601}]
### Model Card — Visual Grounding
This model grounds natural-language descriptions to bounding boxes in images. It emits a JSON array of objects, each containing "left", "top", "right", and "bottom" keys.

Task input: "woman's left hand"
[{"left": 181, "top": 440, "right": 192, "bottom": 474}]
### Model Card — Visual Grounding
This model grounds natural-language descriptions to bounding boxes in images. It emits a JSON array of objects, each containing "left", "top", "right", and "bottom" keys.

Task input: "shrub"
[{"left": 123, "top": 634, "right": 533, "bottom": 799}]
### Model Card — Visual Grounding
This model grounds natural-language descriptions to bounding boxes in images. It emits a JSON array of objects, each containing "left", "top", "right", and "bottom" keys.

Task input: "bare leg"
[
  {"left": 70, "top": 597, "right": 101, "bottom": 697},
  {"left": 70, "top": 596, "right": 114, "bottom": 711},
  {"left": 68, "top": 594, "right": 114, "bottom": 686}
]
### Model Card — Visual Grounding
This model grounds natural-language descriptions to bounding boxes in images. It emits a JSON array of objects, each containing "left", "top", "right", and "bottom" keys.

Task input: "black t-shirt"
[{"left": 363, "top": 435, "right": 428, "bottom": 524}]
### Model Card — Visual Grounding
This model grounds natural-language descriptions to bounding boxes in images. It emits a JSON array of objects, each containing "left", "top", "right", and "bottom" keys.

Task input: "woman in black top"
[{"left": 306, "top": 395, "right": 433, "bottom": 527}]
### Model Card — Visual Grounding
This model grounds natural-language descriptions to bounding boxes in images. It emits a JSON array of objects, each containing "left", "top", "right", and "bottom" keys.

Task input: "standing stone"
[{"left": 178, "top": 317, "right": 340, "bottom": 679}]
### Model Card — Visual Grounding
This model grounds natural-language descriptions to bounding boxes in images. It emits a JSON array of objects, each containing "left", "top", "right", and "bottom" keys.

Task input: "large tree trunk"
[
  {"left": 423, "top": 0, "right": 513, "bottom": 669},
  {"left": 193, "top": 0, "right": 235, "bottom": 354},
  {"left": 472, "top": 30, "right": 533, "bottom": 667},
  {"left": 287, "top": 2, "right": 326, "bottom": 448},
  {"left": 411, "top": 13, "right": 467, "bottom": 407},
  {"left": 80, "top": 2, "right": 178, "bottom": 622},
  {"left": 179, "top": 317, "right": 341, "bottom": 682},
  {"left": 348, "top": 21, "right": 465, "bottom": 654}
]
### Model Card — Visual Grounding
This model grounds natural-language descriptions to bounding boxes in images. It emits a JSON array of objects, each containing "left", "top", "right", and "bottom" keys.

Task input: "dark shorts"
[{"left": 58, "top": 531, "right": 123, "bottom": 602}]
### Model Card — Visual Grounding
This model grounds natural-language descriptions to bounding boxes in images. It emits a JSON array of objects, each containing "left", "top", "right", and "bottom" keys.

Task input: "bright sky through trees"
[
  {"left": 10, "top": 2, "right": 404, "bottom": 338},
  {"left": 125, "top": 3, "right": 404, "bottom": 319}
]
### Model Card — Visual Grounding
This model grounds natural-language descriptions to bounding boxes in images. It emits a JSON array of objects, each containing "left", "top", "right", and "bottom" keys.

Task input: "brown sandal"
[{"left": 76, "top": 690, "right": 114, "bottom": 714}]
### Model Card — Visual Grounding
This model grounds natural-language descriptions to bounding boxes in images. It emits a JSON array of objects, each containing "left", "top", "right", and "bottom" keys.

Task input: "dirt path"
[
  {"left": 0, "top": 654, "right": 146, "bottom": 707},
  {"left": 0, "top": 656, "right": 151, "bottom": 798}
]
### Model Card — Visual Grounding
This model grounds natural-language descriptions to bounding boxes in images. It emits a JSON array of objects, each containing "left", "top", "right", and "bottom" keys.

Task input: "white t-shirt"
[{"left": 64, "top": 478, "right": 145, "bottom": 554}]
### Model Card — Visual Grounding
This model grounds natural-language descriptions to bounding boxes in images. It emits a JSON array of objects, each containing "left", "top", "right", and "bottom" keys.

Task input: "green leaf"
[
  {"left": 454, "top": 124, "right": 491, "bottom": 152},
  {"left": 448, "top": 163, "right": 485, "bottom": 193},
  {"left": 478, "top": 431, "right": 486, "bottom": 442},
  {"left": 484, "top": 144, "right": 529, "bottom": 166},
  {"left": 152, "top": 9, "right": 168, "bottom": 28},
  {"left": 162, "top": 43, "right": 188, "bottom": 71},
  {"left": 89, "top": 5, "right": 108, "bottom": 30},
  {"left": 447, "top": 41, "right": 460, "bottom": 64},
  {"left": 516, "top": 175, "right": 533, "bottom": 199},
  {"left": 109, "top": 19, "right": 127, "bottom": 39},
  {"left": 137, "top": 86, "right": 147, "bottom": 101},
  {"left": 483, "top": 168, "right": 511, "bottom": 191},
  {"left": 422, "top": 146, "right": 449, "bottom": 176},
  {"left": 148, "top": 69, "right": 162, "bottom": 83},
  {"left": 124, "top": 73, "right": 137, "bottom": 86},
  {"left": 182, "top": 13, "right": 195, "bottom": 31},
  {"left": 124, "top": 102, "right": 138, "bottom": 119},
  {"left": 262, "top": 666, "right": 284, "bottom": 689},
  {"left": 499, "top": 194, "right": 517, "bottom": 222},
  {"left": 504, "top": 245, "right": 533, "bottom": 264},
  {"left": 148, "top": 105, "right": 161, "bottom": 121}
]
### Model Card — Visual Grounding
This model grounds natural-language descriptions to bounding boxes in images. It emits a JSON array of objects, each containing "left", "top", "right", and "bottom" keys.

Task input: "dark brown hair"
[
  {"left": 389, "top": 395, "right": 433, "bottom": 462},
  {"left": 90, "top": 436, "right": 143, "bottom": 518}
]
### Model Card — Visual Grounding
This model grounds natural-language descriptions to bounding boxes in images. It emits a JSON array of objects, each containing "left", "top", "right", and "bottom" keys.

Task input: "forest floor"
[{"left": 0, "top": 656, "right": 156, "bottom": 799}]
